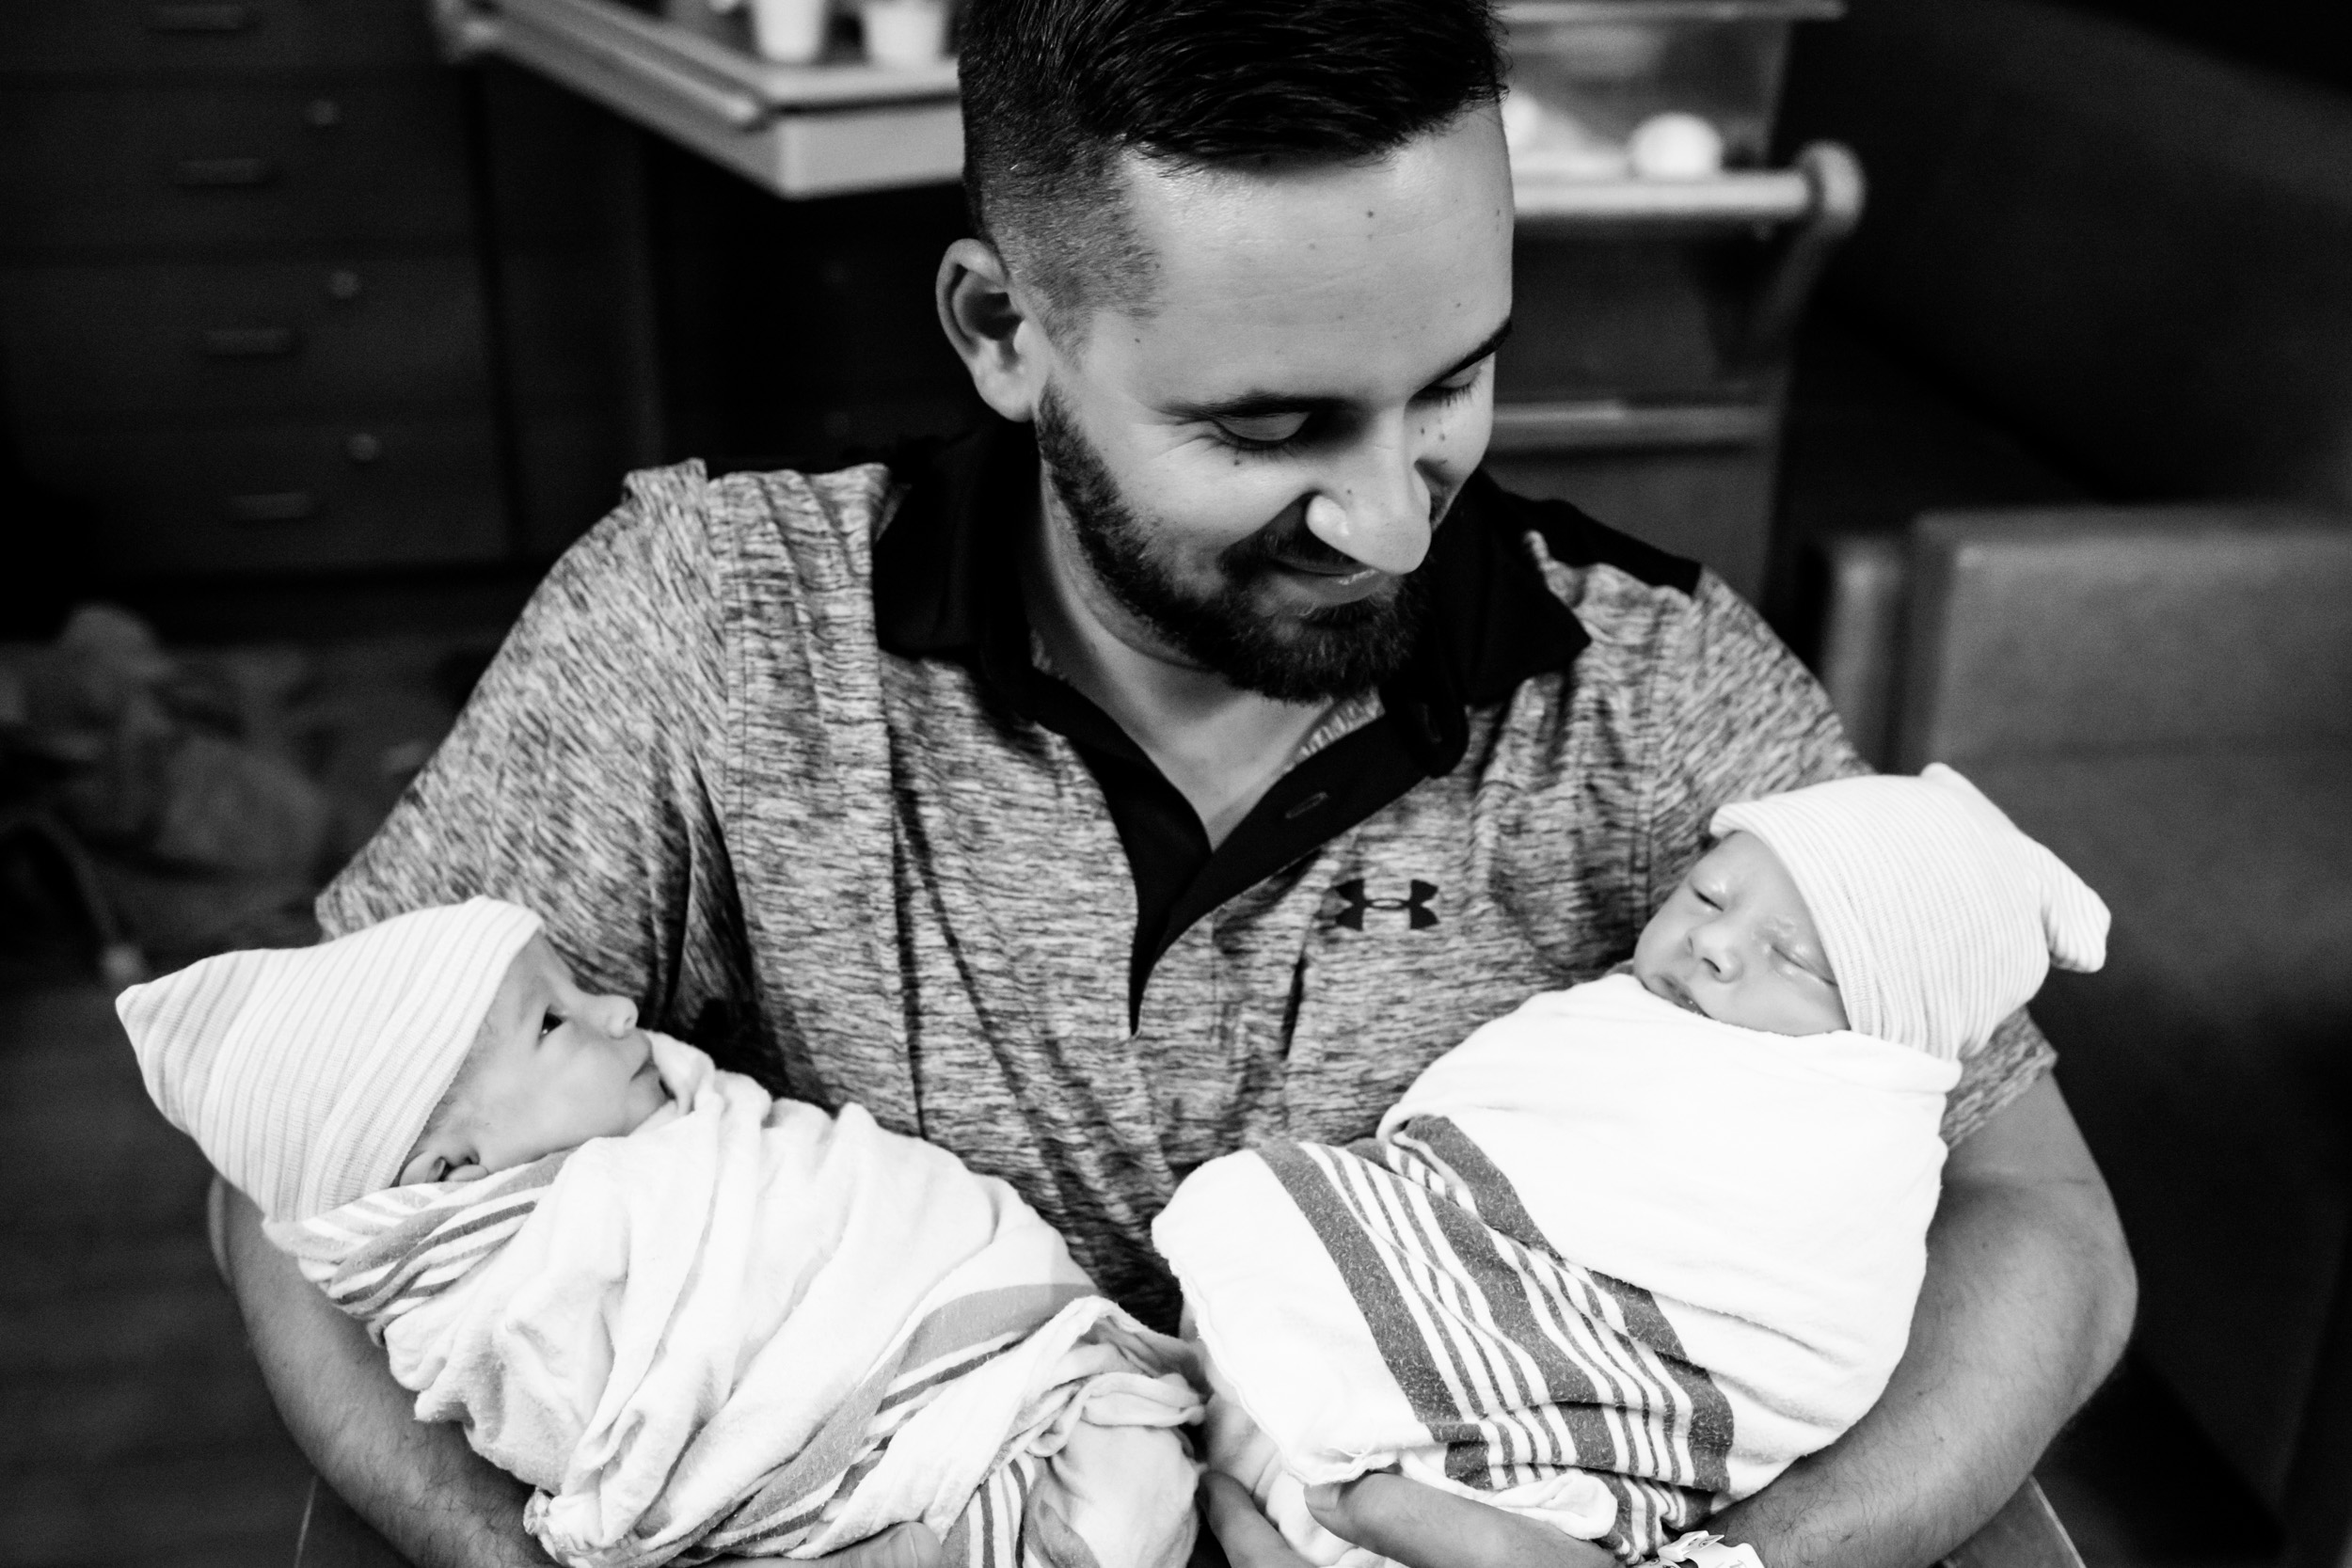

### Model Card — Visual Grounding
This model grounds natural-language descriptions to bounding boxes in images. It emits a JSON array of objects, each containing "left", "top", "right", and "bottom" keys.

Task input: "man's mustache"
[{"left": 1224, "top": 489, "right": 1453, "bottom": 578}]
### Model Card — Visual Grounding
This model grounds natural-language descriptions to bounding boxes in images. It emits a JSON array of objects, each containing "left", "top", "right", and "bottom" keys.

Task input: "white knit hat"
[
  {"left": 119, "top": 898, "right": 543, "bottom": 1222},
  {"left": 1709, "top": 766, "right": 2108, "bottom": 1060}
]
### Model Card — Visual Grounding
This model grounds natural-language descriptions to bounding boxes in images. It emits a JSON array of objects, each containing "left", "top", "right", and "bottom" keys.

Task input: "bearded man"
[{"left": 219, "top": 1, "right": 2137, "bottom": 1565}]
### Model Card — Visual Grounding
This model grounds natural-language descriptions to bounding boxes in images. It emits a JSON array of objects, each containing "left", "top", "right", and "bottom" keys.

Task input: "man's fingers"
[
  {"left": 817, "top": 1522, "right": 944, "bottom": 1568},
  {"left": 1303, "top": 1472, "right": 1616, "bottom": 1568},
  {"left": 1201, "top": 1472, "right": 1313, "bottom": 1568}
]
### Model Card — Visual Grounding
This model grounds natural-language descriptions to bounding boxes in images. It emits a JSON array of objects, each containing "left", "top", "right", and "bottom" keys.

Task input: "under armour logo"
[{"left": 1328, "top": 879, "right": 1440, "bottom": 931}]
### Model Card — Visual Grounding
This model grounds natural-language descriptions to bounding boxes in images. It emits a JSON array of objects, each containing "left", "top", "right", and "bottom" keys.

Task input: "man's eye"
[
  {"left": 542, "top": 1010, "right": 563, "bottom": 1036},
  {"left": 1213, "top": 412, "right": 1311, "bottom": 449}
]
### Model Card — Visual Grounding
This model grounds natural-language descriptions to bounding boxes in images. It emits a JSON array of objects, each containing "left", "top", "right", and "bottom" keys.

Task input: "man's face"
[{"left": 1027, "top": 107, "right": 1515, "bottom": 702}]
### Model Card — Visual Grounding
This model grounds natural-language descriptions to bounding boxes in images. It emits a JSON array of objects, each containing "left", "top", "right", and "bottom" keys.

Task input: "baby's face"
[
  {"left": 398, "top": 935, "right": 669, "bottom": 1185},
  {"left": 1633, "top": 832, "right": 1849, "bottom": 1036}
]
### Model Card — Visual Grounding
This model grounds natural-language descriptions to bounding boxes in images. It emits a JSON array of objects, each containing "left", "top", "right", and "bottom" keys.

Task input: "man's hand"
[
  {"left": 221, "top": 1181, "right": 951, "bottom": 1568},
  {"left": 1201, "top": 1472, "right": 1614, "bottom": 1568},
  {"left": 223, "top": 1181, "right": 544, "bottom": 1568}
]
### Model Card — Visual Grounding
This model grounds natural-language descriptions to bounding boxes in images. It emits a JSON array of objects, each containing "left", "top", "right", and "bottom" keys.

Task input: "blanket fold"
[
  {"left": 1153, "top": 974, "right": 1958, "bottom": 1564},
  {"left": 270, "top": 1035, "right": 1201, "bottom": 1568}
]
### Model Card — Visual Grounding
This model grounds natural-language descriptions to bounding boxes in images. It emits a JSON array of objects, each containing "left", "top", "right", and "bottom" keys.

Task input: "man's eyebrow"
[
  {"left": 1168, "top": 316, "right": 1516, "bottom": 421},
  {"left": 1430, "top": 316, "right": 1515, "bottom": 387}
]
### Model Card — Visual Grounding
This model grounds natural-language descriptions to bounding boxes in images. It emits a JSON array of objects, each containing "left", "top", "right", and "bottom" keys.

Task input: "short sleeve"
[
  {"left": 1636, "top": 575, "right": 2056, "bottom": 1140},
  {"left": 317, "top": 464, "right": 757, "bottom": 1055},
  {"left": 1640, "top": 574, "right": 1871, "bottom": 910},
  {"left": 1942, "top": 1007, "right": 2058, "bottom": 1144}
]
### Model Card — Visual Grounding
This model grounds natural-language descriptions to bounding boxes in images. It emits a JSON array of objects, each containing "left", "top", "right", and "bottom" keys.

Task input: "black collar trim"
[{"left": 872, "top": 419, "right": 1591, "bottom": 743}]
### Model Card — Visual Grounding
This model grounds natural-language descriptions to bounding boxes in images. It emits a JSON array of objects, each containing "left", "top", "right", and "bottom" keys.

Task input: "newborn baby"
[
  {"left": 1154, "top": 766, "right": 2109, "bottom": 1567},
  {"left": 122, "top": 900, "right": 1200, "bottom": 1568}
]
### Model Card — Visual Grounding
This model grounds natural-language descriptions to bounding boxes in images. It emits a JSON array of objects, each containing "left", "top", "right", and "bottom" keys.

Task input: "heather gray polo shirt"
[{"left": 320, "top": 421, "right": 2052, "bottom": 1328}]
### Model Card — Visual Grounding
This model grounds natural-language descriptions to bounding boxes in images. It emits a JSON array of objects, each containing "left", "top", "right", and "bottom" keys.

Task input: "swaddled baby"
[
  {"left": 120, "top": 900, "right": 1200, "bottom": 1568},
  {"left": 1154, "top": 765, "right": 2109, "bottom": 1567}
]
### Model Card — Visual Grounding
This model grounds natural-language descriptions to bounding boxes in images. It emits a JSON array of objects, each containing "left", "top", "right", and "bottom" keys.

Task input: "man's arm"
[
  {"left": 222, "top": 1184, "right": 546, "bottom": 1568},
  {"left": 1217, "top": 1075, "right": 2136, "bottom": 1568},
  {"left": 1699, "top": 1074, "right": 2137, "bottom": 1568}
]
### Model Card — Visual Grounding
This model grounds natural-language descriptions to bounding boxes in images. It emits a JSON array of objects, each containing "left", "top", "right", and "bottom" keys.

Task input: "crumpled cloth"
[
  {"left": 1154, "top": 974, "right": 1959, "bottom": 1564},
  {"left": 269, "top": 1035, "right": 1201, "bottom": 1568}
]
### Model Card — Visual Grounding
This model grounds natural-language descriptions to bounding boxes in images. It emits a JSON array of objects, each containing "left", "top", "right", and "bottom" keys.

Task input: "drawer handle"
[
  {"left": 200, "top": 326, "right": 300, "bottom": 358},
  {"left": 225, "top": 492, "right": 317, "bottom": 523},
  {"left": 147, "top": 4, "right": 256, "bottom": 32},
  {"left": 172, "top": 157, "right": 277, "bottom": 188}
]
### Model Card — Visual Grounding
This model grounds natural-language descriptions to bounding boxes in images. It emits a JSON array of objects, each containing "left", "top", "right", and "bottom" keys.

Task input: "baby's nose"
[{"left": 1691, "top": 927, "right": 1740, "bottom": 977}]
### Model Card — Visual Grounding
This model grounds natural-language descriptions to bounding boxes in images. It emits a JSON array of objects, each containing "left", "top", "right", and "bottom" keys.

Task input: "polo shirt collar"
[{"left": 872, "top": 416, "right": 1589, "bottom": 755}]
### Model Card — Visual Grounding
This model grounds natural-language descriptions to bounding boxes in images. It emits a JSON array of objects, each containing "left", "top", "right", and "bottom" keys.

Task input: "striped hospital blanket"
[
  {"left": 270, "top": 1035, "right": 1201, "bottom": 1568},
  {"left": 1156, "top": 974, "right": 1958, "bottom": 1566}
]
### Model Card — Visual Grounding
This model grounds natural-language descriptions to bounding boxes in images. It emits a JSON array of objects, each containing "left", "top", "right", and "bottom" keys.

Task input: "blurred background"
[{"left": 2, "top": 0, "right": 2347, "bottom": 1564}]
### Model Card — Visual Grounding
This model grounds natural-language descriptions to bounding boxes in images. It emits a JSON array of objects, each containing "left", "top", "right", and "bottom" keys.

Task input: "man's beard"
[{"left": 1033, "top": 386, "right": 1426, "bottom": 705}]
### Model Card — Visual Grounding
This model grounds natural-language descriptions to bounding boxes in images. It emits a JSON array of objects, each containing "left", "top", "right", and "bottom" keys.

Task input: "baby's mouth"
[{"left": 1646, "top": 972, "right": 1707, "bottom": 1017}]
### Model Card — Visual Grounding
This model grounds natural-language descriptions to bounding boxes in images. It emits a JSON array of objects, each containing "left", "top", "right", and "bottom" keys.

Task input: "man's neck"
[{"left": 1021, "top": 475, "right": 1333, "bottom": 849}]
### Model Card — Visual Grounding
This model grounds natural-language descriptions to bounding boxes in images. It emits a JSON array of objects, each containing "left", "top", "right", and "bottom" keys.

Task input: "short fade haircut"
[{"left": 958, "top": 0, "right": 1506, "bottom": 337}]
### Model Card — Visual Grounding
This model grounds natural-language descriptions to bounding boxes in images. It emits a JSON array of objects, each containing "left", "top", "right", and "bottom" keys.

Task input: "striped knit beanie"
[
  {"left": 119, "top": 898, "right": 542, "bottom": 1222},
  {"left": 1710, "top": 766, "right": 2108, "bottom": 1060}
]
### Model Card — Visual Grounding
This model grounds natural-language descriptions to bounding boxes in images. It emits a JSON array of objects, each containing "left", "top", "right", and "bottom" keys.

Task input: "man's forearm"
[
  {"left": 1706, "top": 1085, "right": 2137, "bottom": 1568},
  {"left": 220, "top": 1182, "right": 544, "bottom": 1568}
]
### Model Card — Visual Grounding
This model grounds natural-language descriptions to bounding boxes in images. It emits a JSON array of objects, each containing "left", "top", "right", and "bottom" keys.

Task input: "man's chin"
[{"left": 1189, "top": 607, "right": 1415, "bottom": 703}]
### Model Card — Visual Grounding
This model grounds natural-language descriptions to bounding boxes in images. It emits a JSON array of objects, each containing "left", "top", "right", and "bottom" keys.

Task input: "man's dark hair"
[{"left": 958, "top": 0, "right": 1505, "bottom": 335}]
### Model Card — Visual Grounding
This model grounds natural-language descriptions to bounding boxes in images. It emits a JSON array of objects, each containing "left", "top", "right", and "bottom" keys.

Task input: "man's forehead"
[{"left": 1085, "top": 109, "right": 1513, "bottom": 394}]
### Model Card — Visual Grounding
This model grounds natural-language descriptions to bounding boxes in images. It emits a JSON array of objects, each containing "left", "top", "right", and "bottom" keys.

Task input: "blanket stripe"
[
  {"left": 1391, "top": 1117, "right": 1735, "bottom": 1491},
  {"left": 284, "top": 1153, "right": 572, "bottom": 1327},
  {"left": 286, "top": 1161, "right": 1101, "bottom": 1566},
  {"left": 1257, "top": 1120, "right": 1733, "bottom": 1558}
]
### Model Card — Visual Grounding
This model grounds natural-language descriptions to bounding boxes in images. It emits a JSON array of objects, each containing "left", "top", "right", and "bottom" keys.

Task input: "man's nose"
[{"left": 1303, "top": 427, "right": 1433, "bottom": 576}]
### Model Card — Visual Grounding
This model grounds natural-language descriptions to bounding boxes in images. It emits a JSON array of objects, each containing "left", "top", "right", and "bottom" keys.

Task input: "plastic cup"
[
  {"left": 748, "top": 0, "right": 828, "bottom": 63},
  {"left": 860, "top": 0, "right": 947, "bottom": 68}
]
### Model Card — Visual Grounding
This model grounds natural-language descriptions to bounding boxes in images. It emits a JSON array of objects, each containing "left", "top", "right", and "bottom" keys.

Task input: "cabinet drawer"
[
  {"left": 0, "top": 80, "right": 473, "bottom": 256},
  {"left": 23, "top": 417, "right": 509, "bottom": 573},
  {"left": 3, "top": 256, "right": 493, "bottom": 418},
  {"left": 0, "top": 1, "right": 437, "bottom": 78}
]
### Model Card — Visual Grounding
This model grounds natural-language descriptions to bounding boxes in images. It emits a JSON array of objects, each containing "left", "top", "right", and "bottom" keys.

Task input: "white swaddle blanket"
[
  {"left": 269, "top": 1036, "right": 1202, "bottom": 1568},
  {"left": 1153, "top": 974, "right": 1959, "bottom": 1564}
]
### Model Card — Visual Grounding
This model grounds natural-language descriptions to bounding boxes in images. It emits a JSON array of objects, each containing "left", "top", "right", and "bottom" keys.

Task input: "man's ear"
[{"left": 936, "top": 237, "right": 1052, "bottom": 423}]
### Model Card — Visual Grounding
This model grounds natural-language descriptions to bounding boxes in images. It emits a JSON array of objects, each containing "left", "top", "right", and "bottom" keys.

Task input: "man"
[{"left": 217, "top": 1, "right": 2137, "bottom": 1565}]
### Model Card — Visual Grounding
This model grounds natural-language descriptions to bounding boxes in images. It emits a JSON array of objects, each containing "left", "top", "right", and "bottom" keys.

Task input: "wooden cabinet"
[
  {"left": 0, "top": 1, "right": 440, "bottom": 75},
  {"left": 0, "top": 1, "right": 511, "bottom": 578},
  {"left": 3, "top": 257, "right": 494, "bottom": 417},
  {"left": 31, "top": 418, "right": 507, "bottom": 571}
]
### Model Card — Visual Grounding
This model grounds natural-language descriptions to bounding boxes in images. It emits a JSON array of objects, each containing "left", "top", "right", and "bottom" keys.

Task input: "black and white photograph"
[{"left": 2, "top": 2, "right": 2346, "bottom": 1567}]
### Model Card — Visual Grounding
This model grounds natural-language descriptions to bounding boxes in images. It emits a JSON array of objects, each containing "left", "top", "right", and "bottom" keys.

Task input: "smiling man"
[{"left": 215, "top": 2, "right": 2135, "bottom": 1567}]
